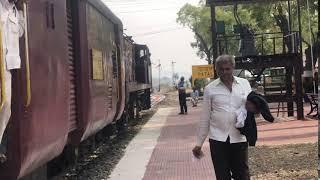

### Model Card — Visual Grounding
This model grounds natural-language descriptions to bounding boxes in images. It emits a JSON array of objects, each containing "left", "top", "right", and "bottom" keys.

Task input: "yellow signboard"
[
  {"left": 192, "top": 64, "right": 214, "bottom": 86},
  {"left": 92, "top": 49, "right": 104, "bottom": 80}
]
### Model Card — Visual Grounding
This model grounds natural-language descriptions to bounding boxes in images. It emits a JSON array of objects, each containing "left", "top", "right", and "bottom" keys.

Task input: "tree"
[
  {"left": 177, "top": 3, "right": 213, "bottom": 64},
  {"left": 245, "top": 1, "right": 318, "bottom": 68},
  {"left": 189, "top": 76, "right": 207, "bottom": 91},
  {"left": 242, "top": 1, "right": 318, "bottom": 53}
]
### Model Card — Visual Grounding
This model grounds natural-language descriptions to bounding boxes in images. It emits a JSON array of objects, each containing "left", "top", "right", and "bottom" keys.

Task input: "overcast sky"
[{"left": 102, "top": 0, "right": 206, "bottom": 80}]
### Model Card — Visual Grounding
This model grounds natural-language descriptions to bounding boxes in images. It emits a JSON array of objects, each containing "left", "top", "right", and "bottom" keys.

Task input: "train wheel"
[
  {"left": 128, "top": 98, "right": 135, "bottom": 120},
  {"left": 102, "top": 123, "right": 118, "bottom": 139},
  {"left": 47, "top": 144, "right": 78, "bottom": 178},
  {"left": 134, "top": 99, "right": 142, "bottom": 120},
  {"left": 116, "top": 111, "right": 129, "bottom": 133},
  {"left": 64, "top": 145, "right": 78, "bottom": 166}
]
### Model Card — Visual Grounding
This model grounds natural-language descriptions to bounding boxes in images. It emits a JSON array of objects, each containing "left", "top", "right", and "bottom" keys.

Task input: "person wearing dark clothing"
[
  {"left": 209, "top": 137, "right": 249, "bottom": 180},
  {"left": 179, "top": 92, "right": 187, "bottom": 114},
  {"left": 178, "top": 77, "right": 187, "bottom": 115}
]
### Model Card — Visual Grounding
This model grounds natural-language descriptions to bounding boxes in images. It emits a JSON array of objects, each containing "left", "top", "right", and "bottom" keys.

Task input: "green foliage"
[
  {"left": 177, "top": 0, "right": 318, "bottom": 60},
  {"left": 189, "top": 76, "right": 207, "bottom": 90},
  {"left": 177, "top": 3, "right": 213, "bottom": 63}
]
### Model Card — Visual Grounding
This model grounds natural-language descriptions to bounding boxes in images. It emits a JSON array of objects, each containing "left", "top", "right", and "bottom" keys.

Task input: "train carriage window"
[
  {"left": 91, "top": 49, "right": 104, "bottom": 80},
  {"left": 50, "top": 3, "right": 55, "bottom": 29},
  {"left": 45, "top": 2, "right": 55, "bottom": 29},
  {"left": 140, "top": 50, "right": 145, "bottom": 58}
]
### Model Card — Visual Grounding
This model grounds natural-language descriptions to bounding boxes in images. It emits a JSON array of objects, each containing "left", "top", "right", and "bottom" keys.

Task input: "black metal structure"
[
  {"left": 207, "top": 0, "right": 293, "bottom": 5},
  {"left": 206, "top": 0, "right": 304, "bottom": 120}
]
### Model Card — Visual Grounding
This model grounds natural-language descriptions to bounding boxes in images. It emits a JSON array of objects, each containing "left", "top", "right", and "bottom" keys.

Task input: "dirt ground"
[
  {"left": 249, "top": 144, "right": 317, "bottom": 179},
  {"left": 158, "top": 88, "right": 193, "bottom": 107}
]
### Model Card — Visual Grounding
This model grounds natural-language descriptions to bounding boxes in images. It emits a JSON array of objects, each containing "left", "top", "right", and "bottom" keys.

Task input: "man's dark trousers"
[
  {"left": 178, "top": 92, "right": 187, "bottom": 113},
  {"left": 209, "top": 137, "right": 250, "bottom": 180}
]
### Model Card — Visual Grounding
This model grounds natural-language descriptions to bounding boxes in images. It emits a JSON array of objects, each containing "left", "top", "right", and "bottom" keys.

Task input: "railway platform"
[{"left": 108, "top": 103, "right": 317, "bottom": 180}]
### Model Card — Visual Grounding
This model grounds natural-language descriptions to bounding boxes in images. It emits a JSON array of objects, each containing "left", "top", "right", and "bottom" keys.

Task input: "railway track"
[{"left": 49, "top": 95, "right": 165, "bottom": 180}]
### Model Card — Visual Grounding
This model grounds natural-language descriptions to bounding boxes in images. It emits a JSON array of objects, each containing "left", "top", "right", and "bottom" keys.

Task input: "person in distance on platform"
[
  {"left": 192, "top": 55, "right": 256, "bottom": 180},
  {"left": 190, "top": 87, "right": 199, "bottom": 107},
  {"left": 177, "top": 76, "right": 187, "bottom": 115}
]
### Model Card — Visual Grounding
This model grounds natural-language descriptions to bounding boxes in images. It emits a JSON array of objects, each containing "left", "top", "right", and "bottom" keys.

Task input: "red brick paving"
[
  {"left": 142, "top": 103, "right": 317, "bottom": 180},
  {"left": 142, "top": 106, "right": 215, "bottom": 180},
  {"left": 257, "top": 119, "right": 317, "bottom": 146},
  {"left": 256, "top": 103, "right": 317, "bottom": 145}
]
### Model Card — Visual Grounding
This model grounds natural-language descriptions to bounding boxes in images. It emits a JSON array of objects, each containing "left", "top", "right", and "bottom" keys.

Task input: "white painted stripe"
[{"left": 108, "top": 108, "right": 173, "bottom": 180}]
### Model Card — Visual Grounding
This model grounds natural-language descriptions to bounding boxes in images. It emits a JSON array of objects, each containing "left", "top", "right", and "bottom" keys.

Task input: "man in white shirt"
[
  {"left": 192, "top": 55, "right": 254, "bottom": 180},
  {"left": 0, "top": 0, "right": 25, "bottom": 163}
]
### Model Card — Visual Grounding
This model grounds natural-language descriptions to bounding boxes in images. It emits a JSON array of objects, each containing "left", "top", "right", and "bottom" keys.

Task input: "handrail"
[
  {"left": 217, "top": 31, "right": 299, "bottom": 38},
  {"left": 0, "top": 23, "right": 6, "bottom": 111},
  {"left": 24, "top": 2, "right": 31, "bottom": 107},
  {"left": 217, "top": 30, "right": 300, "bottom": 55},
  {"left": 217, "top": 35, "right": 296, "bottom": 41}
]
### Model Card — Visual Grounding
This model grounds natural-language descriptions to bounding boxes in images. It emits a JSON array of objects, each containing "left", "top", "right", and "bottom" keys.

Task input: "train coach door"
[{"left": 66, "top": 0, "right": 78, "bottom": 132}]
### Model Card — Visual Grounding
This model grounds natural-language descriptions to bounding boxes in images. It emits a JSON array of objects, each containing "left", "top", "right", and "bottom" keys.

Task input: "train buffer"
[{"left": 108, "top": 103, "right": 317, "bottom": 180}]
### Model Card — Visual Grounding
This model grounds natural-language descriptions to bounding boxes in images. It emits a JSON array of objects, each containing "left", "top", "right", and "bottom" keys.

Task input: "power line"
[
  {"left": 127, "top": 22, "right": 178, "bottom": 28},
  {"left": 125, "top": 24, "right": 183, "bottom": 32},
  {"left": 103, "top": 0, "right": 187, "bottom": 5},
  {"left": 132, "top": 27, "right": 187, "bottom": 37},
  {"left": 103, "top": 1, "right": 184, "bottom": 7},
  {"left": 102, "top": 0, "right": 193, "bottom": 10},
  {"left": 116, "top": 6, "right": 182, "bottom": 14}
]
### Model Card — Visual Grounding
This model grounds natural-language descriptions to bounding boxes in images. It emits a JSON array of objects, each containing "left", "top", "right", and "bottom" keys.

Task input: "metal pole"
[
  {"left": 318, "top": 0, "right": 320, "bottom": 35},
  {"left": 318, "top": 0, "right": 320, "bottom": 60},
  {"left": 288, "top": 0, "right": 293, "bottom": 53},
  {"left": 273, "top": 37, "right": 276, "bottom": 55},
  {"left": 158, "top": 59, "right": 161, "bottom": 92},
  {"left": 210, "top": 4, "right": 217, "bottom": 62},
  {"left": 210, "top": 4, "right": 218, "bottom": 79},
  {"left": 171, "top": 60, "right": 176, "bottom": 86},
  {"left": 296, "top": 0, "right": 304, "bottom": 120},
  {"left": 286, "top": 67, "right": 294, "bottom": 116},
  {"left": 288, "top": 0, "right": 292, "bottom": 32},
  {"left": 261, "top": 35, "right": 264, "bottom": 55},
  {"left": 294, "top": 56, "right": 304, "bottom": 119},
  {"left": 306, "top": 0, "right": 316, "bottom": 94},
  {"left": 224, "top": 36, "right": 228, "bottom": 54},
  {"left": 297, "top": 0, "right": 303, "bottom": 61},
  {"left": 24, "top": 2, "right": 31, "bottom": 107}
]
